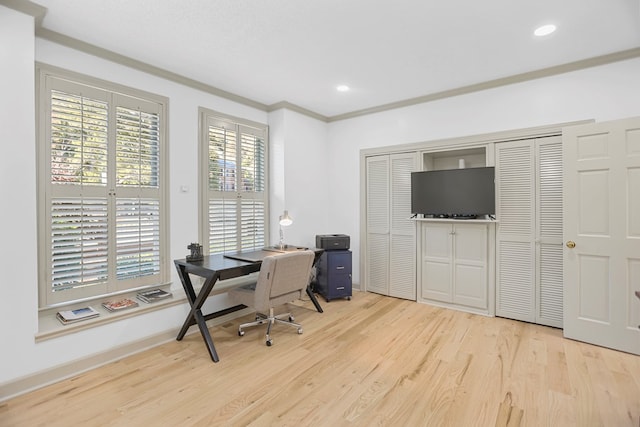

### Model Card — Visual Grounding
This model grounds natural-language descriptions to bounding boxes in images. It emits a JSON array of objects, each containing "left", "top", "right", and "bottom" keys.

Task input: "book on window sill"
[
  {"left": 136, "top": 288, "right": 172, "bottom": 303},
  {"left": 56, "top": 306, "right": 100, "bottom": 325},
  {"left": 102, "top": 298, "right": 139, "bottom": 312}
]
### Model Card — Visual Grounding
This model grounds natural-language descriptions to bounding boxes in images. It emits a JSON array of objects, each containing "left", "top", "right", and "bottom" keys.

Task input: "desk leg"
[
  {"left": 307, "top": 286, "right": 323, "bottom": 313},
  {"left": 193, "top": 309, "right": 219, "bottom": 362},
  {"left": 174, "top": 263, "right": 221, "bottom": 362}
]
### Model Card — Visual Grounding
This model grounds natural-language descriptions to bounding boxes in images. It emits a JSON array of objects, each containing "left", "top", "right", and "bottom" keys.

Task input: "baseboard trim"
[{"left": 0, "top": 307, "right": 253, "bottom": 402}]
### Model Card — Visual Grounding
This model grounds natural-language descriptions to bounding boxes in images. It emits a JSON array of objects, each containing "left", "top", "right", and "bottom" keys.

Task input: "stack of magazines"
[
  {"left": 56, "top": 306, "right": 100, "bottom": 325},
  {"left": 136, "top": 288, "right": 172, "bottom": 303},
  {"left": 102, "top": 298, "right": 139, "bottom": 312}
]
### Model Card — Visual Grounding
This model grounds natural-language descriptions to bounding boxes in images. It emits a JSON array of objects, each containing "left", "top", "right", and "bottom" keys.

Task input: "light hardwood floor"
[{"left": 2, "top": 291, "right": 639, "bottom": 426}]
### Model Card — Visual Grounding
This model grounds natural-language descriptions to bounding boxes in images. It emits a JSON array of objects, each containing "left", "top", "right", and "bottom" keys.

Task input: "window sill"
[
  {"left": 35, "top": 273, "right": 259, "bottom": 342},
  {"left": 36, "top": 286, "right": 185, "bottom": 342}
]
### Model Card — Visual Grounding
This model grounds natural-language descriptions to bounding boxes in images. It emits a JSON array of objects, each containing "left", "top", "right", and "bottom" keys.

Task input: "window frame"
[
  {"left": 36, "top": 63, "right": 170, "bottom": 309},
  {"left": 198, "top": 107, "right": 269, "bottom": 255}
]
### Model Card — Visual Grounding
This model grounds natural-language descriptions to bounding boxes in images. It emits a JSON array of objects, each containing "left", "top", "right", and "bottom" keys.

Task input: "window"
[
  {"left": 199, "top": 109, "right": 268, "bottom": 254},
  {"left": 37, "top": 66, "right": 169, "bottom": 307}
]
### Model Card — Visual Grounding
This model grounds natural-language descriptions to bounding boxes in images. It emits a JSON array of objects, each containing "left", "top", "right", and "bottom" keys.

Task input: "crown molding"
[
  {"left": 267, "top": 101, "right": 328, "bottom": 122},
  {"left": 18, "top": 1, "right": 640, "bottom": 124},
  {"left": 329, "top": 47, "right": 640, "bottom": 122},
  {"left": 36, "top": 27, "right": 270, "bottom": 112},
  {"left": 0, "top": 0, "right": 46, "bottom": 25}
]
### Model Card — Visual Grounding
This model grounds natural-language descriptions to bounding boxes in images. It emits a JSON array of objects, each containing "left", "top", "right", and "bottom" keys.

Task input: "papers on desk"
[
  {"left": 223, "top": 250, "right": 281, "bottom": 263},
  {"left": 224, "top": 247, "right": 309, "bottom": 263}
]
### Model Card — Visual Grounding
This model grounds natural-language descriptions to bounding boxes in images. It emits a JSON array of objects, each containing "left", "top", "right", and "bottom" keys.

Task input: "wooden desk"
[{"left": 174, "top": 248, "right": 323, "bottom": 362}]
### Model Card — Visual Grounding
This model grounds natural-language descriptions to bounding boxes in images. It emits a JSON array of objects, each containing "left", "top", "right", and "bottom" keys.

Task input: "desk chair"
[{"left": 229, "top": 250, "right": 315, "bottom": 346}]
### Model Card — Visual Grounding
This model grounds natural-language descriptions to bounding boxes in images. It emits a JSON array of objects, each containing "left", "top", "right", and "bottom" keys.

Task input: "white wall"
[
  {"left": 0, "top": 9, "right": 329, "bottom": 392},
  {"left": 3, "top": 5, "right": 640, "bottom": 396},
  {"left": 0, "top": 5, "right": 38, "bottom": 387},
  {"left": 268, "top": 109, "right": 330, "bottom": 249},
  {"left": 326, "top": 58, "right": 640, "bottom": 285}
]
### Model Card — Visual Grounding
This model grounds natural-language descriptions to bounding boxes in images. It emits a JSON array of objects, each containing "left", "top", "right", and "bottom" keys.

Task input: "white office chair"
[{"left": 228, "top": 250, "right": 315, "bottom": 346}]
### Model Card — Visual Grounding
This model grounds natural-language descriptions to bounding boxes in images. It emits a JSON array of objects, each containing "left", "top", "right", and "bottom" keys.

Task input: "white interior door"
[{"left": 563, "top": 117, "right": 640, "bottom": 355}]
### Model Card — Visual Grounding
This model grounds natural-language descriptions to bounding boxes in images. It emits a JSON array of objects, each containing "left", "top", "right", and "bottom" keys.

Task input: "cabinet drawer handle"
[
  {"left": 336, "top": 287, "right": 345, "bottom": 290},
  {"left": 336, "top": 266, "right": 345, "bottom": 270}
]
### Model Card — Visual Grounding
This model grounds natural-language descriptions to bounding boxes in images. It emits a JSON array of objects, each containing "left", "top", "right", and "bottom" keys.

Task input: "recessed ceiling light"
[
  {"left": 336, "top": 85, "right": 350, "bottom": 92},
  {"left": 534, "top": 24, "right": 557, "bottom": 37}
]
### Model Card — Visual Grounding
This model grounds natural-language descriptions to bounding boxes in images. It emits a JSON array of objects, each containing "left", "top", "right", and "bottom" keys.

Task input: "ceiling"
[{"left": 28, "top": 0, "right": 640, "bottom": 119}]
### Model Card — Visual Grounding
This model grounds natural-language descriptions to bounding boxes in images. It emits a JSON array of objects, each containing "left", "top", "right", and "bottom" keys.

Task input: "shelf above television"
[{"left": 422, "top": 146, "right": 488, "bottom": 171}]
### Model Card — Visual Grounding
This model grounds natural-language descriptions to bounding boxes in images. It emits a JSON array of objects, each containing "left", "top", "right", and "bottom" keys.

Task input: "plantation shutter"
[
  {"left": 114, "top": 98, "right": 162, "bottom": 289},
  {"left": 204, "top": 115, "right": 267, "bottom": 254},
  {"left": 48, "top": 85, "right": 111, "bottom": 303},
  {"left": 239, "top": 126, "right": 266, "bottom": 251},
  {"left": 42, "top": 75, "right": 166, "bottom": 306}
]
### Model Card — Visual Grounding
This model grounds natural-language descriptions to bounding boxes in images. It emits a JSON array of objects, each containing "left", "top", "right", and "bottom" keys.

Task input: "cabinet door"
[
  {"left": 496, "top": 141, "right": 536, "bottom": 322},
  {"left": 421, "top": 223, "right": 452, "bottom": 302},
  {"left": 453, "top": 223, "right": 488, "bottom": 309},
  {"left": 366, "top": 156, "right": 390, "bottom": 295}
]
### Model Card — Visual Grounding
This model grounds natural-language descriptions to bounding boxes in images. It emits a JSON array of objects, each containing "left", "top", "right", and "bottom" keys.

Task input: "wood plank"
[{"left": 1, "top": 292, "right": 639, "bottom": 426}]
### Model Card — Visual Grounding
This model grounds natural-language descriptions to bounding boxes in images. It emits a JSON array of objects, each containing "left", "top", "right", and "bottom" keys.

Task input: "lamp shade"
[{"left": 279, "top": 210, "right": 293, "bottom": 226}]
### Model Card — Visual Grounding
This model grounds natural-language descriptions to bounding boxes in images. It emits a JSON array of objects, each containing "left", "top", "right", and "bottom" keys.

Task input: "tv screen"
[{"left": 411, "top": 167, "right": 495, "bottom": 217}]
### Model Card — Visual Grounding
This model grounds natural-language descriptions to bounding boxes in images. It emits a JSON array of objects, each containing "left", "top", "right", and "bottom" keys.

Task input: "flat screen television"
[{"left": 411, "top": 167, "right": 495, "bottom": 217}]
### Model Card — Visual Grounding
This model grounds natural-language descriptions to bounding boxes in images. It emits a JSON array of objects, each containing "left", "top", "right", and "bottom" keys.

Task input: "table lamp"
[{"left": 278, "top": 210, "right": 292, "bottom": 249}]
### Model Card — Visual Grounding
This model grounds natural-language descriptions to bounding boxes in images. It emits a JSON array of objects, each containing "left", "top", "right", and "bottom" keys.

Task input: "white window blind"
[
  {"left": 201, "top": 111, "right": 268, "bottom": 255},
  {"left": 39, "top": 69, "right": 168, "bottom": 307}
]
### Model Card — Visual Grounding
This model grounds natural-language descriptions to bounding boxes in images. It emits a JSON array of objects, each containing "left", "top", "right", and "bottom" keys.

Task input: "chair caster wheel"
[
  {"left": 289, "top": 315, "right": 295, "bottom": 322},
  {"left": 297, "top": 328, "right": 303, "bottom": 334},
  {"left": 238, "top": 330, "right": 244, "bottom": 336},
  {"left": 266, "top": 339, "right": 272, "bottom": 346}
]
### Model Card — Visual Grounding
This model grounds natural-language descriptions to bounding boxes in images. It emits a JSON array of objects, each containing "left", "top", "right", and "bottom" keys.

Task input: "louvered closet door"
[
  {"left": 389, "top": 153, "right": 418, "bottom": 300},
  {"left": 496, "top": 141, "right": 536, "bottom": 322},
  {"left": 366, "top": 156, "right": 390, "bottom": 295},
  {"left": 535, "top": 136, "right": 563, "bottom": 327}
]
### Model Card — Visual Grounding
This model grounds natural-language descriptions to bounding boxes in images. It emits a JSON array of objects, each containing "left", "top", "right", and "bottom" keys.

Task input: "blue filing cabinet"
[{"left": 316, "top": 250, "right": 352, "bottom": 302}]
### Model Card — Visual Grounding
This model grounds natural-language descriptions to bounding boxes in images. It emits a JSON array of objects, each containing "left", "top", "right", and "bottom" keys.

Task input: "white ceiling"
[{"left": 31, "top": 0, "right": 640, "bottom": 119}]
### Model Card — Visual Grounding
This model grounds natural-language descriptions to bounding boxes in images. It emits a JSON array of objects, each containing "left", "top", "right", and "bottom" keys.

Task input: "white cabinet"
[
  {"left": 365, "top": 152, "right": 418, "bottom": 300},
  {"left": 418, "top": 220, "right": 495, "bottom": 314},
  {"left": 495, "top": 136, "right": 563, "bottom": 327}
]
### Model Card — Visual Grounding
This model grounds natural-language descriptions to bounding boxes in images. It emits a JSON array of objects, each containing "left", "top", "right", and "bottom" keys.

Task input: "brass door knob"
[{"left": 566, "top": 241, "right": 576, "bottom": 248}]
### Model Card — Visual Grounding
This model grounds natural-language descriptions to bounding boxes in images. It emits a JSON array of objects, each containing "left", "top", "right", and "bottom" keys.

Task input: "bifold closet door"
[
  {"left": 365, "top": 153, "right": 417, "bottom": 300},
  {"left": 389, "top": 154, "right": 417, "bottom": 300},
  {"left": 495, "top": 136, "right": 563, "bottom": 327},
  {"left": 365, "top": 155, "right": 390, "bottom": 295},
  {"left": 535, "top": 137, "right": 563, "bottom": 328},
  {"left": 496, "top": 141, "right": 536, "bottom": 322}
]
